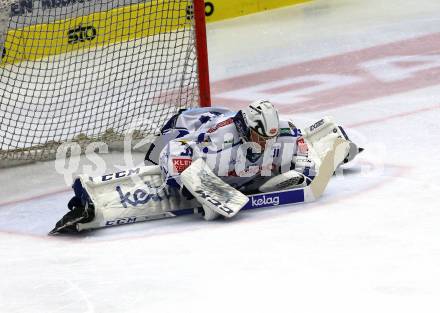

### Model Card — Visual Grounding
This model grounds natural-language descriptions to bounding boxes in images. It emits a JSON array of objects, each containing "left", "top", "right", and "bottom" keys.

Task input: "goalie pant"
[{"left": 145, "top": 107, "right": 316, "bottom": 196}]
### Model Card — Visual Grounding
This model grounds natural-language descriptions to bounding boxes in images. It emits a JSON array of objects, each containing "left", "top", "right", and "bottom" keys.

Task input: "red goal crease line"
[
  {"left": 211, "top": 32, "right": 440, "bottom": 113},
  {"left": 0, "top": 187, "right": 71, "bottom": 209},
  {"left": 347, "top": 104, "right": 440, "bottom": 128}
]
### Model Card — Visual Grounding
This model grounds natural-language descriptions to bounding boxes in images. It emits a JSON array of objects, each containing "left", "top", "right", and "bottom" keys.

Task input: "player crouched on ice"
[{"left": 50, "top": 100, "right": 362, "bottom": 234}]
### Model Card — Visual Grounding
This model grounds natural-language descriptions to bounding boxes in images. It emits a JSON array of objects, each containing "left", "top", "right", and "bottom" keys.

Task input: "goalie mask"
[{"left": 241, "top": 100, "right": 280, "bottom": 150}]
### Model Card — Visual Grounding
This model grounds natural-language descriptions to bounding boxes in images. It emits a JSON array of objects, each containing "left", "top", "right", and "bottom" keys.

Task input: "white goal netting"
[{"left": 0, "top": 0, "right": 208, "bottom": 165}]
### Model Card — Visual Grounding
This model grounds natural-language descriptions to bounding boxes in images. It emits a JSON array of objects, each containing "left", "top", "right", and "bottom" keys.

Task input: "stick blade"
[{"left": 309, "top": 138, "right": 350, "bottom": 199}]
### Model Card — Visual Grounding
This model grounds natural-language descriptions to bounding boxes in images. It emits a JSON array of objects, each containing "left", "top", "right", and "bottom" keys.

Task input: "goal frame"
[
  {"left": 193, "top": 0, "right": 211, "bottom": 108},
  {"left": 0, "top": 0, "right": 212, "bottom": 166}
]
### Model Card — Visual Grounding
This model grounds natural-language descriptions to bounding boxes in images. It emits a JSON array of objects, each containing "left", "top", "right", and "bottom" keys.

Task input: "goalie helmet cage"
[{"left": 0, "top": 0, "right": 211, "bottom": 166}]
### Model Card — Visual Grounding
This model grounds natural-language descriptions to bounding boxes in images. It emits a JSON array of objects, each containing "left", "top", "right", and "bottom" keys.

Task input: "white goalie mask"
[{"left": 242, "top": 100, "right": 280, "bottom": 149}]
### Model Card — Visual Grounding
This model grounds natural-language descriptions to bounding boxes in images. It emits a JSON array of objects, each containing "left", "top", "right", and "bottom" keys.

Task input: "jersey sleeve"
[
  {"left": 158, "top": 115, "right": 240, "bottom": 193},
  {"left": 159, "top": 135, "right": 196, "bottom": 192},
  {"left": 146, "top": 107, "right": 233, "bottom": 165}
]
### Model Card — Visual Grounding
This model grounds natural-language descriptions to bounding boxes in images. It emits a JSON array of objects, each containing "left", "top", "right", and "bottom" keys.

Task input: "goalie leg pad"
[{"left": 51, "top": 165, "right": 199, "bottom": 233}]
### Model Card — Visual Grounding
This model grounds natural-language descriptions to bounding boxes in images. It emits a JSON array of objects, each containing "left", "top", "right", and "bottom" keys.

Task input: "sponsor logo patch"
[
  {"left": 172, "top": 157, "right": 192, "bottom": 173},
  {"left": 297, "top": 138, "right": 308, "bottom": 155},
  {"left": 251, "top": 195, "right": 280, "bottom": 207},
  {"left": 207, "top": 118, "right": 233, "bottom": 133},
  {"left": 195, "top": 189, "right": 234, "bottom": 215},
  {"left": 116, "top": 186, "right": 165, "bottom": 208},
  {"left": 100, "top": 168, "right": 141, "bottom": 182},
  {"left": 309, "top": 119, "right": 325, "bottom": 132},
  {"left": 68, "top": 25, "right": 97, "bottom": 44},
  {"left": 105, "top": 217, "right": 137, "bottom": 226},
  {"left": 280, "top": 127, "right": 292, "bottom": 135}
]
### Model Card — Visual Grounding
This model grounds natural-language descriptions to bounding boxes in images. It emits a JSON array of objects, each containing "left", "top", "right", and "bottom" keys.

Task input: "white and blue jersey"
[{"left": 145, "top": 107, "right": 315, "bottom": 194}]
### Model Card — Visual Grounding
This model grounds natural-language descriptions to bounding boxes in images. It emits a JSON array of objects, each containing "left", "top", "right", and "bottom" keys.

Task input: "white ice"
[{"left": 1, "top": 0, "right": 440, "bottom": 312}]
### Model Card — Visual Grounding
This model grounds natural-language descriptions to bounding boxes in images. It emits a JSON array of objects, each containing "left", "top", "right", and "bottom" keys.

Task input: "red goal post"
[
  {"left": 0, "top": 0, "right": 211, "bottom": 165},
  {"left": 194, "top": 0, "right": 211, "bottom": 108}
]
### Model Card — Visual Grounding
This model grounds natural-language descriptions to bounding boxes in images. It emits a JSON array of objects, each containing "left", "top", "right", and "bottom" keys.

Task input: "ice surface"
[{"left": 1, "top": 0, "right": 440, "bottom": 312}]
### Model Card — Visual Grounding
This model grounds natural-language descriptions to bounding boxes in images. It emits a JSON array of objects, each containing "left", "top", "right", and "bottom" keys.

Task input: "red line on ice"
[
  {"left": 0, "top": 187, "right": 70, "bottom": 209},
  {"left": 211, "top": 32, "right": 440, "bottom": 113},
  {"left": 348, "top": 104, "right": 440, "bottom": 128}
]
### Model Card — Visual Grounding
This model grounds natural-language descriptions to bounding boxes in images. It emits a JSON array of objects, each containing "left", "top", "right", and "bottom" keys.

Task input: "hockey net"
[{"left": 0, "top": 0, "right": 210, "bottom": 166}]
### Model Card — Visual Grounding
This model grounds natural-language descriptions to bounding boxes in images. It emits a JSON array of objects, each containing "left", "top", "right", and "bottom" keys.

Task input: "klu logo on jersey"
[
  {"left": 251, "top": 194, "right": 280, "bottom": 207},
  {"left": 172, "top": 157, "right": 192, "bottom": 174}
]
